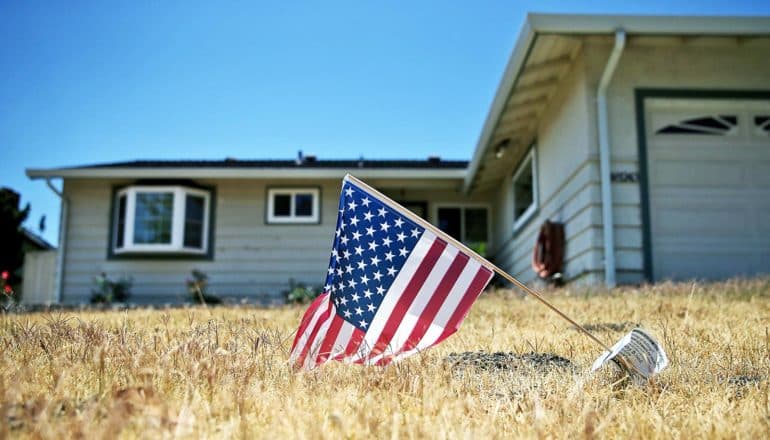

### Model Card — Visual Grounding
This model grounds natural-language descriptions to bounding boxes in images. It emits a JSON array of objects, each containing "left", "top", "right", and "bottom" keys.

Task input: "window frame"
[
  {"left": 112, "top": 185, "right": 212, "bottom": 256},
  {"left": 511, "top": 146, "right": 539, "bottom": 233},
  {"left": 266, "top": 187, "right": 321, "bottom": 224},
  {"left": 432, "top": 203, "right": 491, "bottom": 245}
]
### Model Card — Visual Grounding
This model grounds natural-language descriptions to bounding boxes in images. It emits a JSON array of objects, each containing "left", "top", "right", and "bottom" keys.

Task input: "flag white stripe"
[
  {"left": 351, "top": 231, "right": 436, "bottom": 361},
  {"left": 367, "top": 244, "right": 460, "bottom": 364},
  {"left": 386, "top": 258, "right": 484, "bottom": 363},
  {"left": 289, "top": 296, "right": 333, "bottom": 364},
  {"left": 302, "top": 305, "right": 336, "bottom": 370},
  {"left": 331, "top": 320, "right": 356, "bottom": 362}
]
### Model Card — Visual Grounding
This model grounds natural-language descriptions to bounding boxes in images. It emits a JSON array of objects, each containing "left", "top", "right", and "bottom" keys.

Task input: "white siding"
[
  {"left": 60, "top": 177, "right": 480, "bottom": 304},
  {"left": 582, "top": 38, "right": 770, "bottom": 283},
  {"left": 494, "top": 55, "right": 604, "bottom": 284}
]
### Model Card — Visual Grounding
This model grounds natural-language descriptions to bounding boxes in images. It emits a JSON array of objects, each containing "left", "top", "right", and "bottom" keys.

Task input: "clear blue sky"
[{"left": 2, "top": 1, "right": 769, "bottom": 245}]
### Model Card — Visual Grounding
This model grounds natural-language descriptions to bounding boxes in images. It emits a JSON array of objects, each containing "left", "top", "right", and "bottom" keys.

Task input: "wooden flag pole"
[{"left": 345, "top": 174, "right": 613, "bottom": 353}]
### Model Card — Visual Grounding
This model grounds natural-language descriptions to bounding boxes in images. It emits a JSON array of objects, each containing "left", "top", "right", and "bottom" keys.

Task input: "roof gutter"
[
  {"left": 44, "top": 178, "right": 66, "bottom": 303},
  {"left": 597, "top": 29, "right": 626, "bottom": 288}
]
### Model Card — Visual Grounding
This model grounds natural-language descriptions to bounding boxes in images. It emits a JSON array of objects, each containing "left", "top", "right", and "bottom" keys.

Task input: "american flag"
[{"left": 289, "top": 175, "right": 495, "bottom": 370}]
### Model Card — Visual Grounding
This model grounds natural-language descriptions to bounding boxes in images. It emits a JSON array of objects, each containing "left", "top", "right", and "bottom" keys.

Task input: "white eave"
[
  {"left": 463, "top": 13, "right": 770, "bottom": 193},
  {"left": 26, "top": 167, "right": 467, "bottom": 180}
]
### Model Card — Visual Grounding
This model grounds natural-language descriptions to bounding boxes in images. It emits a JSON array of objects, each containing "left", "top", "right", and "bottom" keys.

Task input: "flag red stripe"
[
  {"left": 400, "top": 252, "right": 469, "bottom": 353},
  {"left": 294, "top": 302, "right": 333, "bottom": 368},
  {"left": 338, "top": 327, "right": 365, "bottom": 362},
  {"left": 433, "top": 266, "right": 493, "bottom": 346},
  {"left": 369, "top": 238, "right": 447, "bottom": 357},
  {"left": 290, "top": 292, "right": 329, "bottom": 352},
  {"left": 315, "top": 314, "right": 344, "bottom": 364}
]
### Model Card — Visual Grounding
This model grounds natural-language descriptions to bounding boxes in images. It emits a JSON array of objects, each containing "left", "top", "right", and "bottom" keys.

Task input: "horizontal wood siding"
[
  {"left": 60, "top": 177, "right": 480, "bottom": 304},
  {"left": 493, "top": 54, "right": 604, "bottom": 285}
]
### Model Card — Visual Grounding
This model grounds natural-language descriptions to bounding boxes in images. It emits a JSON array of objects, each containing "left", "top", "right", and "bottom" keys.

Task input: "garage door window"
[
  {"left": 755, "top": 116, "right": 770, "bottom": 136},
  {"left": 656, "top": 115, "right": 738, "bottom": 135}
]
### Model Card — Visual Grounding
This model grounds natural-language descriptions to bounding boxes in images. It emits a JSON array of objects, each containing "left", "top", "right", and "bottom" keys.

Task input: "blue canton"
[{"left": 323, "top": 181, "right": 424, "bottom": 332}]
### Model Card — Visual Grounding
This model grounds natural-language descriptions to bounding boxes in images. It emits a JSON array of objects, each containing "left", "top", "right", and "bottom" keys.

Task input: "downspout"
[
  {"left": 45, "top": 178, "right": 66, "bottom": 303},
  {"left": 597, "top": 29, "right": 626, "bottom": 288}
]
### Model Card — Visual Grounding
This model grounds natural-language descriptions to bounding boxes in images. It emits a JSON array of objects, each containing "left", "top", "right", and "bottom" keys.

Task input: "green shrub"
[
  {"left": 284, "top": 278, "right": 320, "bottom": 304},
  {"left": 186, "top": 269, "right": 222, "bottom": 304},
  {"left": 91, "top": 273, "right": 132, "bottom": 304}
]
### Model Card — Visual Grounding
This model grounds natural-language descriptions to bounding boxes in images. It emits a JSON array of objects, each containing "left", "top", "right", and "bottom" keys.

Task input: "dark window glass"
[
  {"left": 756, "top": 115, "right": 770, "bottom": 133},
  {"left": 657, "top": 115, "right": 737, "bottom": 135},
  {"left": 115, "top": 194, "right": 126, "bottom": 248},
  {"left": 134, "top": 192, "right": 173, "bottom": 244},
  {"left": 437, "top": 208, "right": 462, "bottom": 241},
  {"left": 184, "top": 195, "right": 205, "bottom": 248},
  {"left": 514, "top": 158, "right": 534, "bottom": 219},
  {"left": 465, "top": 208, "right": 488, "bottom": 242},
  {"left": 295, "top": 193, "right": 314, "bottom": 217},
  {"left": 273, "top": 194, "right": 291, "bottom": 216}
]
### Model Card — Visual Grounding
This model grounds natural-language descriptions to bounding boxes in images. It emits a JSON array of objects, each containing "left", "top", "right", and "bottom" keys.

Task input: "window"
[
  {"left": 512, "top": 147, "right": 538, "bottom": 232},
  {"left": 112, "top": 185, "right": 211, "bottom": 255},
  {"left": 755, "top": 115, "right": 770, "bottom": 136},
  {"left": 267, "top": 188, "right": 320, "bottom": 224},
  {"left": 436, "top": 206, "right": 489, "bottom": 255},
  {"left": 656, "top": 115, "right": 738, "bottom": 135}
]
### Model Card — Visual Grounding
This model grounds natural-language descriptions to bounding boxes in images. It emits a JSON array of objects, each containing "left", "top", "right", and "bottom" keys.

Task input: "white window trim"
[
  {"left": 512, "top": 147, "right": 538, "bottom": 233},
  {"left": 432, "top": 203, "right": 491, "bottom": 244},
  {"left": 114, "top": 185, "right": 210, "bottom": 254},
  {"left": 267, "top": 188, "right": 320, "bottom": 224}
]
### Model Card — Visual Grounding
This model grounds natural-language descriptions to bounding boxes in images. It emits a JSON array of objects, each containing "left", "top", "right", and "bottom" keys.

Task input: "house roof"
[
  {"left": 464, "top": 13, "right": 770, "bottom": 193},
  {"left": 22, "top": 227, "right": 55, "bottom": 250},
  {"left": 27, "top": 157, "right": 468, "bottom": 180}
]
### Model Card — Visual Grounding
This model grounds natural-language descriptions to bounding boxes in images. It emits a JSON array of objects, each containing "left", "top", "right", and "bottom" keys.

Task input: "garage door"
[{"left": 646, "top": 98, "right": 770, "bottom": 281}]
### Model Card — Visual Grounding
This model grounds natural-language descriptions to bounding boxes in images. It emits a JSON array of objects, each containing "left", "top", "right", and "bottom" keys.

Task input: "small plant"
[
  {"left": 1, "top": 269, "right": 16, "bottom": 303},
  {"left": 186, "top": 269, "right": 222, "bottom": 304},
  {"left": 90, "top": 272, "right": 132, "bottom": 304},
  {"left": 284, "top": 278, "right": 320, "bottom": 304}
]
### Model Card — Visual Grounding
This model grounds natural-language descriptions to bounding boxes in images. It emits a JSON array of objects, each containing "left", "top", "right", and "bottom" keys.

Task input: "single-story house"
[{"left": 27, "top": 14, "right": 770, "bottom": 303}]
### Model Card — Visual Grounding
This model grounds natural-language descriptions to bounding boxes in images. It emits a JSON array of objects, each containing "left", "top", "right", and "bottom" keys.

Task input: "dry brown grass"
[{"left": 2, "top": 279, "right": 769, "bottom": 439}]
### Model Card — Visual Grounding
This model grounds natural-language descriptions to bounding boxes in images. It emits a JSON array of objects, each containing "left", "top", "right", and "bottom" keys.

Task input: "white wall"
[
  {"left": 582, "top": 37, "right": 770, "bottom": 283},
  {"left": 494, "top": 54, "right": 605, "bottom": 284},
  {"left": 59, "top": 177, "right": 483, "bottom": 303}
]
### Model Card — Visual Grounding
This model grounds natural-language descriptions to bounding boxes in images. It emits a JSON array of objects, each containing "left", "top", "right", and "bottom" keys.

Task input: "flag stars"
[
  {"left": 355, "top": 306, "right": 363, "bottom": 315},
  {"left": 344, "top": 187, "right": 354, "bottom": 197},
  {"left": 351, "top": 292, "right": 361, "bottom": 302},
  {"left": 359, "top": 319, "right": 368, "bottom": 328},
  {"left": 370, "top": 255, "right": 381, "bottom": 266},
  {"left": 382, "top": 237, "right": 392, "bottom": 247},
  {"left": 363, "top": 288, "right": 373, "bottom": 299},
  {"left": 352, "top": 231, "right": 362, "bottom": 241},
  {"left": 340, "top": 235, "right": 349, "bottom": 246},
  {"left": 349, "top": 215, "right": 360, "bottom": 227},
  {"left": 394, "top": 217, "right": 404, "bottom": 228},
  {"left": 399, "top": 247, "right": 408, "bottom": 257},
  {"left": 363, "top": 211, "right": 374, "bottom": 222},
  {"left": 387, "top": 266, "right": 397, "bottom": 277},
  {"left": 378, "top": 207, "right": 387, "bottom": 217},
  {"left": 373, "top": 271, "right": 383, "bottom": 281},
  {"left": 354, "top": 245, "right": 364, "bottom": 256},
  {"left": 347, "top": 200, "right": 358, "bottom": 211},
  {"left": 360, "top": 274, "right": 370, "bottom": 285},
  {"left": 345, "top": 266, "right": 354, "bottom": 274},
  {"left": 343, "top": 309, "right": 352, "bottom": 319},
  {"left": 367, "top": 303, "right": 375, "bottom": 312},
  {"left": 368, "top": 241, "right": 379, "bottom": 252},
  {"left": 396, "top": 232, "right": 407, "bottom": 242},
  {"left": 357, "top": 260, "right": 367, "bottom": 271},
  {"left": 380, "top": 221, "right": 390, "bottom": 232},
  {"left": 342, "top": 249, "right": 351, "bottom": 259},
  {"left": 339, "top": 296, "right": 348, "bottom": 306},
  {"left": 348, "top": 279, "right": 358, "bottom": 289},
  {"left": 361, "top": 197, "right": 371, "bottom": 207},
  {"left": 376, "top": 285, "right": 385, "bottom": 295},
  {"left": 411, "top": 228, "right": 421, "bottom": 238},
  {"left": 366, "top": 226, "right": 376, "bottom": 236},
  {"left": 384, "top": 251, "right": 395, "bottom": 262}
]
